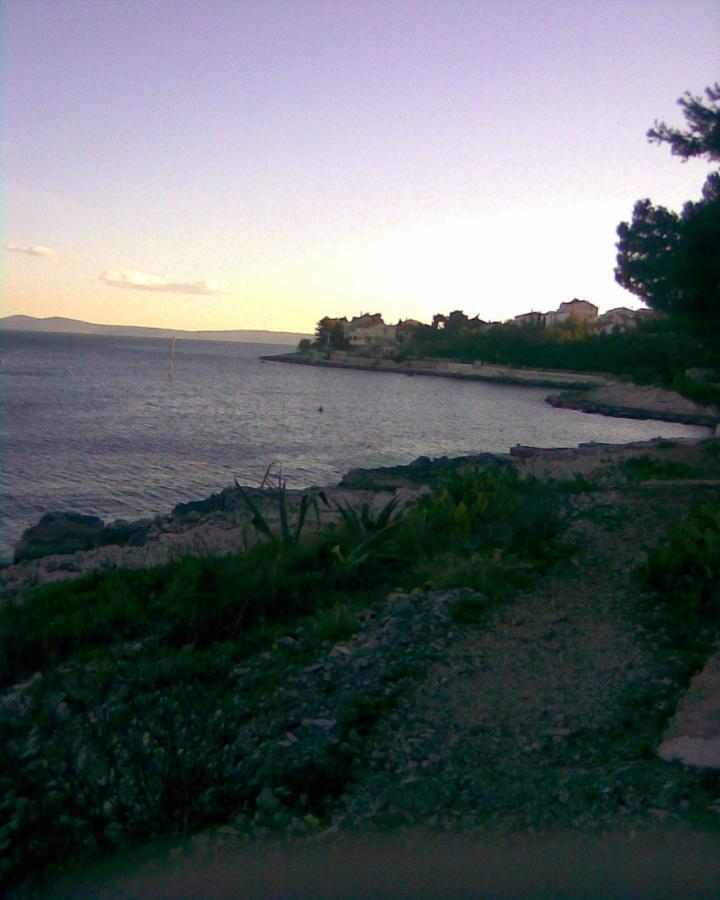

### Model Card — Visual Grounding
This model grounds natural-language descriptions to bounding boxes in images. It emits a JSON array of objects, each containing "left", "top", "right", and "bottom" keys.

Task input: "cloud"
[
  {"left": 6, "top": 243, "right": 63, "bottom": 263},
  {"left": 99, "top": 270, "right": 226, "bottom": 295}
]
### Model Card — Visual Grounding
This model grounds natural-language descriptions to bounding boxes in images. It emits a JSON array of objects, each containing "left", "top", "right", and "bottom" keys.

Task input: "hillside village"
[{"left": 311, "top": 300, "right": 657, "bottom": 357}]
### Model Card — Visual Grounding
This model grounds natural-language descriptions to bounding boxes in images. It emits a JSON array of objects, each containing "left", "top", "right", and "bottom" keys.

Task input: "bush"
[
  {"left": 0, "top": 654, "right": 250, "bottom": 885},
  {"left": 641, "top": 504, "right": 720, "bottom": 621},
  {"left": 395, "top": 466, "right": 564, "bottom": 564},
  {"left": 619, "top": 455, "right": 701, "bottom": 481}
]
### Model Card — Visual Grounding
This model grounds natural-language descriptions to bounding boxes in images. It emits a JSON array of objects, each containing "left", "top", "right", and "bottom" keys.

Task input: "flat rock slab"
[{"left": 658, "top": 648, "right": 720, "bottom": 769}]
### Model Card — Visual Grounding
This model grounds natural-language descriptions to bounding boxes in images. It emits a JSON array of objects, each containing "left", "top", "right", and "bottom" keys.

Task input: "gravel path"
[{"left": 330, "top": 484, "right": 720, "bottom": 838}]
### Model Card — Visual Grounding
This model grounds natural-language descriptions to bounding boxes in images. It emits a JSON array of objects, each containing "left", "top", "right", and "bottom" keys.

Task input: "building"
[
  {"left": 514, "top": 299, "right": 599, "bottom": 328},
  {"left": 432, "top": 311, "right": 490, "bottom": 333},
  {"left": 594, "top": 307, "right": 639, "bottom": 334},
  {"left": 395, "top": 319, "right": 424, "bottom": 344},
  {"left": 556, "top": 299, "right": 599, "bottom": 323},
  {"left": 514, "top": 311, "right": 546, "bottom": 327},
  {"left": 344, "top": 313, "right": 397, "bottom": 351}
]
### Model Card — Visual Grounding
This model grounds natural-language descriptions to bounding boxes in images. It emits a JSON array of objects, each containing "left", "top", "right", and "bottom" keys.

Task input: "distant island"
[{"left": 0, "top": 315, "right": 311, "bottom": 346}]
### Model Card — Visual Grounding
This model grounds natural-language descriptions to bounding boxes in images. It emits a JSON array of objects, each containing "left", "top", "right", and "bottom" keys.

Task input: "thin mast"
[{"left": 167, "top": 336, "right": 176, "bottom": 377}]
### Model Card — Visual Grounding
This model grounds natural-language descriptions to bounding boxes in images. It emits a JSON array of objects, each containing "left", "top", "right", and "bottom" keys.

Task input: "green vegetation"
[
  {"left": 0, "top": 467, "right": 567, "bottom": 889},
  {"left": 616, "top": 84, "right": 720, "bottom": 341},
  {"left": 619, "top": 455, "right": 702, "bottom": 482},
  {"left": 314, "top": 316, "right": 349, "bottom": 350},
  {"left": 404, "top": 316, "right": 719, "bottom": 395},
  {"left": 641, "top": 503, "right": 720, "bottom": 632}
]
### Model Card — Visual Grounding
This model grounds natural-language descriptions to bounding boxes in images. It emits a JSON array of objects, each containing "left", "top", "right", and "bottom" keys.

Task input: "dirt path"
[{"left": 333, "top": 484, "right": 720, "bottom": 837}]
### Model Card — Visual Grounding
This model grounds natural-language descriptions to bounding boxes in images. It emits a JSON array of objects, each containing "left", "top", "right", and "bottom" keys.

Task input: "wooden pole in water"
[{"left": 167, "top": 336, "right": 176, "bottom": 377}]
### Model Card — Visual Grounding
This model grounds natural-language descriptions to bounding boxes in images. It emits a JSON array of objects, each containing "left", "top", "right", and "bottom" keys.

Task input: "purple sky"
[{"left": 3, "top": 0, "right": 719, "bottom": 331}]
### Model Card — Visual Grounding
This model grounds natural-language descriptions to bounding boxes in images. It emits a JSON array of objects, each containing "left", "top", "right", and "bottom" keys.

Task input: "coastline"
[
  {"left": 2, "top": 353, "right": 716, "bottom": 587},
  {"left": 262, "top": 350, "right": 610, "bottom": 390},
  {"left": 263, "top": 351, "right": 720, "bottom": 427},
  {"left": 2, "top": 432, "right": 716, "bottom": 598}
]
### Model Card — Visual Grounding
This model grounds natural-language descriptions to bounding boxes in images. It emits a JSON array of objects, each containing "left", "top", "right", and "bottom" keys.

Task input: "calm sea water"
[{"left": 0, "top": 331, "right": 709, "bottom": 563}]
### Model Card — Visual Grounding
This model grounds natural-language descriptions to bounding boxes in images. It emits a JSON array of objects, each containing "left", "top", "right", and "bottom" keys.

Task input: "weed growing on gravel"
[
  {"left": 393, "top": 467, "right": 565, "bottom": 564},
  {"left": 314, "top": 601, "right": 361, "bottom": 642},
  {"left": 0, "top": 543, "right": 339, "bottom": 687},
  {"left": 583, "top": 504, "right": 631, "bottom": 531}
]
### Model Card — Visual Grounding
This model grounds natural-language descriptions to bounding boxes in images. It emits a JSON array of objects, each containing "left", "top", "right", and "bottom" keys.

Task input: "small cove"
[{"left": 0, "top": 330, "right": 708, "bottom": 562}]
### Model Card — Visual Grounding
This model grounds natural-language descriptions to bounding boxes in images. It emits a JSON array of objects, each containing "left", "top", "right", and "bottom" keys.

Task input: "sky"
[{"left": 2, "top": 0, "right": 718, "bottom": 333}]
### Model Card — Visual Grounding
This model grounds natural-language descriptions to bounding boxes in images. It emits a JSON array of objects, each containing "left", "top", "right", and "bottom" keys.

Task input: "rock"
[
  {"left": 658, "top": 649, "right": 720, "bottom": 770},
  {"left": 171, "top": 486, "right": 238, "bottom": 519},
  {"left": 102, "top": 518, "right": 151, "bottom": 547},
  {"left": 12, "top": 511, "right": 155, "bottom": 565},
  {"left": 14, "top": 511, "right": 105, "bottom": 562},
  {"left": 255, "top": 786, "right": 281, "bottom": 815},
  {"left": 301, "top": 717, "right": 337, "bottom": 731}
]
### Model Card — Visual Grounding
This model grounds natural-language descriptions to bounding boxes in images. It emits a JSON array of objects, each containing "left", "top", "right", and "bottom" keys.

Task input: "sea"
[{"left": 0, "top": 330, "right": 709, "bottom": 564}]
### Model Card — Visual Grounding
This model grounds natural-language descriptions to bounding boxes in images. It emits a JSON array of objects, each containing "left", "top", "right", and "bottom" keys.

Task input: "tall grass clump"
[
  {"left": 0, "top": 539, "right": 356, "bottom": 689},
  {"left": 393, "top": 466, "right": 565, "bottom": 566}
]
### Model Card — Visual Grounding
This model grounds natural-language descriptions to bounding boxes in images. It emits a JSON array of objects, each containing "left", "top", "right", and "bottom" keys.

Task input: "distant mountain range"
[{"left": 0, "top": 315, "right": 310, "bottom": 345}]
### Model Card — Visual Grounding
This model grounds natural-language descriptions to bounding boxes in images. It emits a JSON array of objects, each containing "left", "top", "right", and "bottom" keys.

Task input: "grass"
[
  {"left": 583, "top": 504, "right": 631, "bottom": 531},
  {"left": 0, "top": 465, "right": 569, "bottom": 890},
  {"left": 619, "top": 455, "right": 702, "bottom": 482},
  {"left": 640, "top": 502, "right": 720, "bottom": 648},
  {"left": 314, "top": 601, "right": 362, "bottom": 642}
]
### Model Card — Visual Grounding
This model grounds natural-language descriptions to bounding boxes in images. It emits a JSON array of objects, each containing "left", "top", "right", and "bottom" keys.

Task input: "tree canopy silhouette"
[
  {"left": 647, "top": 84, "right": 720, "bottom": 162},
  {"left": 314, "top": 316, "right": 348, "bottom": 349},
  {"left": 615, "top": 85, "right": 720, "bottom": 336}
]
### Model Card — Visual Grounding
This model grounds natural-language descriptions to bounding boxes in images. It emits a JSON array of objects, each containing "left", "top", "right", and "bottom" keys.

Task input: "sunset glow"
[{"left": 3, "top": 0, "right": 718, "bottom": 332}]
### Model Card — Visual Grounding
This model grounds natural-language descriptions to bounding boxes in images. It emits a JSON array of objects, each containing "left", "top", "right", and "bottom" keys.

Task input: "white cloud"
[
  {"left": 6, "top": 243, "right": 63, "bottom": 263},
  {"left": 99, "top": 270, "right": 226, "bottom": 295}
]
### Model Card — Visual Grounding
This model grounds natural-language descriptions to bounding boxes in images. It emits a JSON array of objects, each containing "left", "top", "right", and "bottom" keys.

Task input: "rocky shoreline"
[
  {"left": 0, "top": 481, "right": 416, "bottom": 599},
  {"left": 264, "top": 350, "right": 610, "bottom": 389},
  {"left": 1, "top": 433, "right": 715, "bottom": 600},
  {"left": 4, "top": 358, "right": 715, "bottom": 596},
  {"left": 266, "top": 351, "right": 720, "bottom": 427},
  {"left": 547, "top": 382, "right": 720, "bottom": 427}
]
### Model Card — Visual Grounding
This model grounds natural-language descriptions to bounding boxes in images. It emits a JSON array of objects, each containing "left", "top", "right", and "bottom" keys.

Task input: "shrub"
[
  {"left": 314, "top": 601, "right": 361, "bottom": 642},
  {"left": 0, "top": 655, "right": 250, "bottom": 885},
  {"left": 641, "top": 504, "right": 720, "bottom": 621},
  {"left": 619, "top": 455, "right": 700, "bottom": 481},
  {"left": 448, "top": 592, "right": 493, "bottom": 623},
  {"left": 395, "top": 466, "right": 564, "bottom": 563}
]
